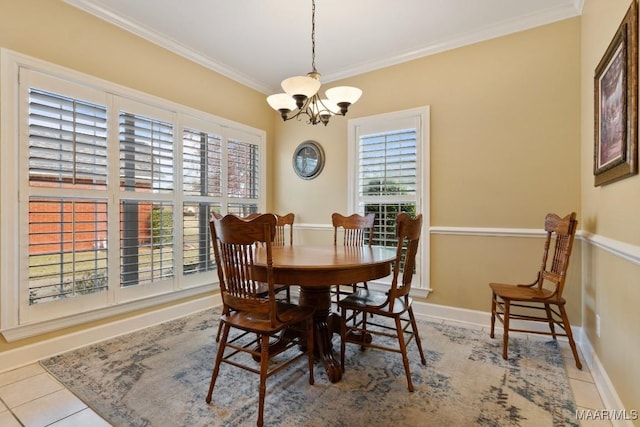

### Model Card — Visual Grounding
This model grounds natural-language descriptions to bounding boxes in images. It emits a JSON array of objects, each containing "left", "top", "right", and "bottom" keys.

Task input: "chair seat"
[
  {"left": 221, "top": 302, "right": 314, "bottom": 333},
  {"left": 339, "top": 289, "right": 411, "bottom": 315},
  {"left": 490, "top": 282, "right": 566, "bottom": 304}
]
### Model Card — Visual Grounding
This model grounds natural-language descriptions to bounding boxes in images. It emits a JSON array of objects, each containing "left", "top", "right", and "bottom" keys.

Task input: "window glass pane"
[
  {"left": 228, "top": 139, "right": 259, "bottom": 199},
  {"left": 28, "top": 198, "right": 108, "bottom": 304},
  {"left": 28, "top": 89, "right": 108, "bottom": 189},
  {"left": 120, "top": 201, "right": 174, "bottom": 286},
  {"left": 183, "top": 128, "right": 222, "bottom": 197},
  {"left": 119, "top": 112, "right": 174, "bottom": 193},
  {"left": 183, "top": 202, "right": 218, "bottom": 274}
]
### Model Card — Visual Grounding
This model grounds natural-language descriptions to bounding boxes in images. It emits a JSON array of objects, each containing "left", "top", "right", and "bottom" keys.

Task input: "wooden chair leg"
[
  {"left": 490, "top": 292, "right": 497, "bottom": 338},
  {"left": 206, "top": 323, "right": 229, "bottom": 403},
  {"left": 340, "top": 308, "right": 347, "bottom": 372},
  {"left": 257, "top": 334, "right": 269, "bottom": 427},
  {"left": 408, "top": 307, "right": 426, "bottom": 365},
  {"left": 502, "top": 299, "right": 510, "bottom": 360},
  {"left": 215, "top": 319, "right": 223, "bottom": 343},
  {"left": 559, "top": 304, "right": 582, "bottom": 370},
  {"left": 544, "top": 303, "right": 557, "bottom": 339},
  {"left": 306, "top": 317, "right": 315, "bottom": 385},
  {"left": 395, "top": 316, "right": 414, "bottom": 392}
]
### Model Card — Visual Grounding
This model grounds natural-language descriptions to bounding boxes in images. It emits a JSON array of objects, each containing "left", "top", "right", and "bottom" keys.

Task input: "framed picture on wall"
[{"left": 593, "top": 0, "right": 638, "bottom": 186}]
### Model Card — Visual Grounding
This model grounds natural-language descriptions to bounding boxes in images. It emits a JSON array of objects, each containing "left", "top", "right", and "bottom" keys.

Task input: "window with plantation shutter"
[
  {"left": 349, "top": 107, "right": 430, "bottom": 289},
  {"left": 1, "top": 51, "right": 265, "bottom": 338}
]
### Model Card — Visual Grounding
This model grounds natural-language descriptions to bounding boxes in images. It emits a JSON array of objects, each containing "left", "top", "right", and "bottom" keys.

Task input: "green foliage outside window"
[{"left": 151, "top": 207, "right": 173, "bottom": 245}]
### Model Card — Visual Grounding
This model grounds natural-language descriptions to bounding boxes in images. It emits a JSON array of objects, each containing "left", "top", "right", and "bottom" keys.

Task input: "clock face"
[{"left": 292, "top": 141, "right": 324, "bottom": 179}]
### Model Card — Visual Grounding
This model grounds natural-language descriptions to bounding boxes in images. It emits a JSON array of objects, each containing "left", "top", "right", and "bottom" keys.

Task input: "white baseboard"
[
  {"left": 576, "top": 329, "right": 635, "bottom": 427},
  {"left": 0, "top": 294, "right": 221, "bottom": 373}
]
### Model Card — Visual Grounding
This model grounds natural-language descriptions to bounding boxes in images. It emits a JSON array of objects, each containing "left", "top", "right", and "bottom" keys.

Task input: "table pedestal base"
[{"left": 299, "top": 286, "right": 342, "bottom": 383}]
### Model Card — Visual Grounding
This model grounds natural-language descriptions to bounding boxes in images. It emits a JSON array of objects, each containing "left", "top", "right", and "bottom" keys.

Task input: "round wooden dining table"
[{"left": 253, "top": 244, "right": 396, "bottom": 383}]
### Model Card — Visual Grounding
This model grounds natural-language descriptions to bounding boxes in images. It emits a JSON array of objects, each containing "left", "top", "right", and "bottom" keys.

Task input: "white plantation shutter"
[
  {"left": 182, "top": 127, "right": 222, "bottom": 197},
  {"left": 120, "top": 200, "right": 174, "bottom": 287},
  {"left": 227, "top": 138, "right": 259, "bottom": 215},
  {"left": 181, "top": 126, "right": 221, "bottom": 274},
  {"left": 119, "top": 112, "right": 174, "bottom": 193},
  {"left": 358, "top": 128, "right": 418, "bottom": 247},
  {"left": 28, "top": 198, "right": 109, "bottom": 304},
  {"left": 27, "top": 88, "right": 109, "bottom": 305},
  {"left": 359, "top": 128, "right": 417, "bottom": 196},
  {"left": 29, "top": 89, "right": 108, "bottom": 189}
]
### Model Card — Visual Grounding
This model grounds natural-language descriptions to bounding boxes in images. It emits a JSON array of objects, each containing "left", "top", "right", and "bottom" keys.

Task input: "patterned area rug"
[{"left": 41, "top": 308, "right": 578, "bottom": 426}]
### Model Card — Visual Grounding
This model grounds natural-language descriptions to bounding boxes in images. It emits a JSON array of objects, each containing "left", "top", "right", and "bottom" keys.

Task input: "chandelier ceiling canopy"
[{"left": 266, "top": 0, "right": 362, "bottom": 126}]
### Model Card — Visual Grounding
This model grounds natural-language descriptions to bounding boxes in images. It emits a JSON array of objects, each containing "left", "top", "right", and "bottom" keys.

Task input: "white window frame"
[
  {"left": 347, "top": 106, "right": 430, "bottom": 294},
  {"left": 0, "top": 49, "right": 266, "bottom": 340}
]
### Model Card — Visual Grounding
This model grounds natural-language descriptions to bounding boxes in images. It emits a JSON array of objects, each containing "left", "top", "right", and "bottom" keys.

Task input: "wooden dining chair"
[
  {"left": 274, "top": 212, "right": 295, "bottom": 247},
  {"left": 213, "top": 212, "right": 290, "bottom": 343},
  {"left": 331, "top": 212, "right": 375, "bottom": 303},
  {"left": 206, "top": 214, "right": 314, "bottom": 427},
  {"left": 339, "top": 212, "right": 426, "bottom": 392},
  {"left": 273, "top": 213, "right": 295, "bottom": 302},
  {"left": 489, "top": 212, "right": 582, "bottom": 369}
]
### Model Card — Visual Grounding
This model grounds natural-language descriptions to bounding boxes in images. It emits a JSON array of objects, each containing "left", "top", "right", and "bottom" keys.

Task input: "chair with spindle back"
[
  {"left": 489, "top": 212, "right": 582, "bottom": 369},
  {"left": 206, "top": 213, "right": 314, "bottom": 427},
  {"left": 338, "top": 212, "right": 426, "bottom": 391},
  {"left": 331, "top": 212, "right": 375, "bottom": 303}
]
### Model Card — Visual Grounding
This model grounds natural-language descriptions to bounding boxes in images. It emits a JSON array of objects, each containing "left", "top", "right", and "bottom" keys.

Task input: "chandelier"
[{"left": 266, "top": 0, "right": 362, "bottom": 126}]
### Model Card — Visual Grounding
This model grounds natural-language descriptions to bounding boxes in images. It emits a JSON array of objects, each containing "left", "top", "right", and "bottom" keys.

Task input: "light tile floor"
[{"left": 0, "top": 320, "right": 611, "bottom": 427}]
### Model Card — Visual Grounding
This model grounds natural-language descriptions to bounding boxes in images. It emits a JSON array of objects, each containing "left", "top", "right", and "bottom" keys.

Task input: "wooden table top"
[
  {"left": 253, "top": 245, "right": 397, "bottom": 286},
  {"left": 254, "top": 245, "right": 396, "bottom": 269}
]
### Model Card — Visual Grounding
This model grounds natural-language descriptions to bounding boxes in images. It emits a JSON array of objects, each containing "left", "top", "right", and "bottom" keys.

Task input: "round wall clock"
[{"left": 292, "top": 140, "right": 325, "bottom": 179}]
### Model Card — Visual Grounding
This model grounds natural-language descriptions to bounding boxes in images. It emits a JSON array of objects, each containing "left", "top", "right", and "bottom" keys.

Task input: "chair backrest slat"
[
  {"left": 537, "top": 212, "right": 577, "bottom": 298},
  {"left": 332, "top": 212, "right": 375, "bottom": 247}
]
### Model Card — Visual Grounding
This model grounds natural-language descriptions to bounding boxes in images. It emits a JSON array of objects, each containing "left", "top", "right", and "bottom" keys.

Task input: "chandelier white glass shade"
[{"left": 266, "top": 0, "right": 362, "bottom": 126}]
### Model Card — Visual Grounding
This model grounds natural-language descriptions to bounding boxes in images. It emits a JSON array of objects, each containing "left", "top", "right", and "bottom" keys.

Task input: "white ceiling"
[{"left": 64, "top": 0, "right": 583, "bottom": 94}]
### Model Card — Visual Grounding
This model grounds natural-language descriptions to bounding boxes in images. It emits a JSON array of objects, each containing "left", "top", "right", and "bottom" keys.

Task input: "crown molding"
[
  {"left": 63, "top": 0, "right": 273, "bottom": 94},
  {"left": 64, "top": 0, "right": 582, "bottom": 94}
]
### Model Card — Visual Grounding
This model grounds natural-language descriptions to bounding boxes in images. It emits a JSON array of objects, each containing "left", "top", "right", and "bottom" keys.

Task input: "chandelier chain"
[{"left": 311, "top": 0, "right": 316, "bottom": 72}]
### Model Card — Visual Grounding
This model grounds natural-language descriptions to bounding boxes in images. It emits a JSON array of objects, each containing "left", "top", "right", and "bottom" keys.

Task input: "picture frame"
[{"left": 593, "top": 0, "right": 638, "bottom": 186}]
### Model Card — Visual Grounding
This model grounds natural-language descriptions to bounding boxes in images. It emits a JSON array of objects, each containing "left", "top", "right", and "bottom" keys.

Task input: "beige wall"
[
  {"left": 272, "top": 18, "right": 582, "bottom": 320},
  {"left": 581, "top": 0, "right": 640, "bottom": 417}
]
